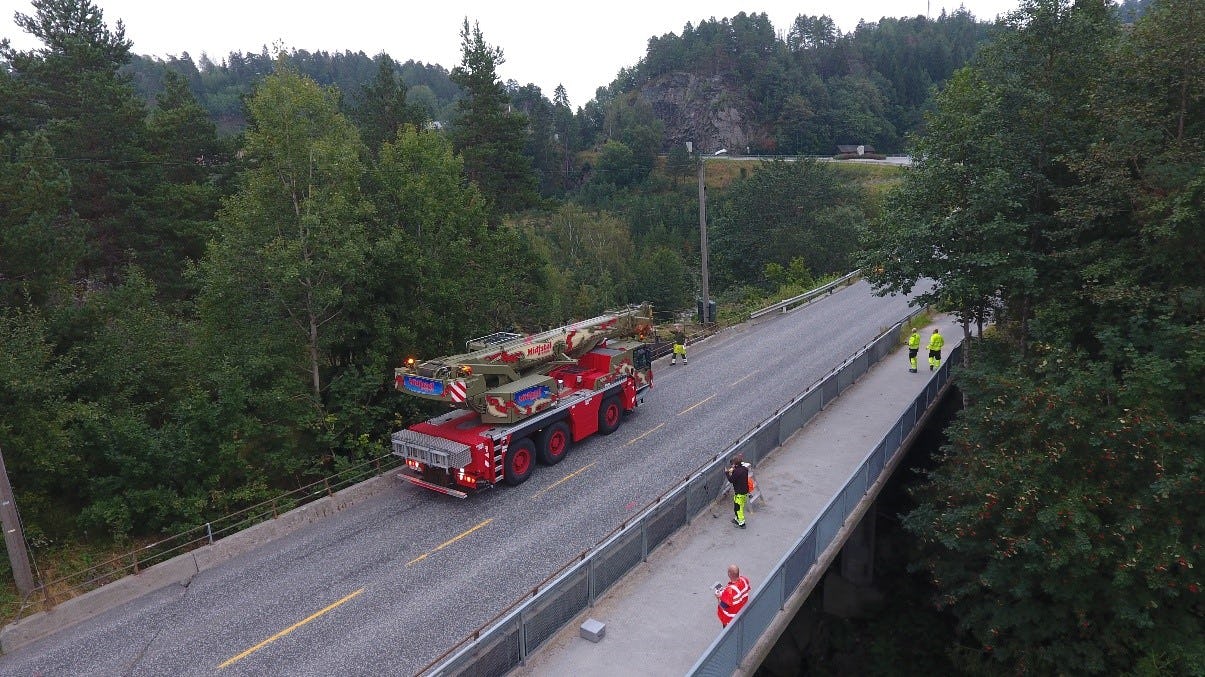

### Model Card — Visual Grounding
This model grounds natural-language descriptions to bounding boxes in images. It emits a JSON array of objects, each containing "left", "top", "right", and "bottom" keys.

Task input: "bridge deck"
[{"left": 514, "top": 315, "right": 964, "bottom": 677}]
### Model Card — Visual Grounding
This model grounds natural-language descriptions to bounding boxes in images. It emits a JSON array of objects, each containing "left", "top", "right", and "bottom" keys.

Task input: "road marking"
[
  {"left": 732, "top": 373, "right": 753, "bottom": 385},
  {"left": 626, "top": 422, "right": 665, "bottom": 445},
  {"left": 533, "top": 462, "right": 596, "bottom": 499},
  {"left": 678, "top": 394, "right": 716, "bottom": 416},
  {"left": 218, "top": 588, "right": 364, "bottom": 669},
  {"left": 407, "top": 519, "right": 493, "bottom": 566}
]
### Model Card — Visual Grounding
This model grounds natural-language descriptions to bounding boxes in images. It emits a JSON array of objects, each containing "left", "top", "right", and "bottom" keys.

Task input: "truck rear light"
[{"left": 407, "top": 459, "right": 424, "bottom": 471}]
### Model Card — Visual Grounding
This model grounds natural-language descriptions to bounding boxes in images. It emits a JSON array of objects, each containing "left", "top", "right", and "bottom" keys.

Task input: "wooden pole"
[{"left": 0, "top": 445, "right": 35, "bottom": 597}]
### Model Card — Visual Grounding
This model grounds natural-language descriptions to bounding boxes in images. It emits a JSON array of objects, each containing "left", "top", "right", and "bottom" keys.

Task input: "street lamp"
[{"left": 693, "top": 144, "right": 718, "bottom": 324}]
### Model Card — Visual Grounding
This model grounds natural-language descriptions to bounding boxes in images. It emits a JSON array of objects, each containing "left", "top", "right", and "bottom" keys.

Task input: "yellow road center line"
[
  {"left": 218, "top": 588, "right": 364, "bottom": 669},
  {"left": 407, "top": 518, "right": 493, "bottom": 566},
  {"left": 732, "top": 373, "right": 754, "bottom": 385},
  {"left": 678, "top": 394, "right": 716, "bottom": 416},
  {"left": 533, "top": 462, "right": 596, "bottom": 499},
  {"left": 626, "top": 422, "right": 665, "bottom": 446}
]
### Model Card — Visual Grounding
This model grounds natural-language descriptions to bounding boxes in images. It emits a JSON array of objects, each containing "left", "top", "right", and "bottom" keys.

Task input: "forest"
[{"left": 1, "top": 0, "right": 1199, "bottom": 671}]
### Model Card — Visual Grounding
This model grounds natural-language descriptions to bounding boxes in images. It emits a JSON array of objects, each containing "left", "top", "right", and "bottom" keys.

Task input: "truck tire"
[
  {"left": 538, "top": 422, "right": 572, "bottom": 465},
  {"left": 598, "top": 396, "right": 623, "bottom": 435},
  {"left": 504, "top": 438, "right": 536, "bottom": 485}
]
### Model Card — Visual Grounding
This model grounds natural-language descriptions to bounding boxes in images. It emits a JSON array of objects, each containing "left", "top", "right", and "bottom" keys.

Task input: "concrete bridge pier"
[{"left": 823, "top": 501, "right": 883, "bottom": 618}]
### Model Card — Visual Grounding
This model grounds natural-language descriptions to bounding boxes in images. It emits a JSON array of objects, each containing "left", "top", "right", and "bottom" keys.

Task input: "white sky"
[{"left": 2, "top": 0, "right": 1022, "bottom": 107}]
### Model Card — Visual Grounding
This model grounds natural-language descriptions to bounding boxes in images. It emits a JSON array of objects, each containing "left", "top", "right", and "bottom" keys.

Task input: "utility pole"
[
  {"left": 697, "top": 155, "right": 710, "bottom": 324},
  {"left": 0, "top": 445, "right": 35, "bottom": 598}
]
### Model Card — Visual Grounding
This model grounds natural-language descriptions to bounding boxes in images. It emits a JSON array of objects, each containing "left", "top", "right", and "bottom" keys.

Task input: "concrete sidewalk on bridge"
[{"left": 514, "top": 315, "right": 964, "bottom": 677}]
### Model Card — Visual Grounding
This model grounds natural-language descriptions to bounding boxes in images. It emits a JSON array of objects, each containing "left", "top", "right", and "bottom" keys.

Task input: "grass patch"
[{"left": 898, "top": 310, "right": 936, "bottom": 345}]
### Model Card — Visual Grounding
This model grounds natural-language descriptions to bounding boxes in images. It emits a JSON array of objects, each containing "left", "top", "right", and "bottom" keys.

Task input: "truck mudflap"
[
  {"left": 397, "top": 472, "right": 469, "bottom": 499},
  {"left": 391, "top": 428, "right": 472, "bottom": 469}
]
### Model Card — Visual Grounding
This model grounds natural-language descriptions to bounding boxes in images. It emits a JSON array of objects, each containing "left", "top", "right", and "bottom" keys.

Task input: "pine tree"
[
  {"left": 448, "top": 20, "right": 538, "bottom": 219},
  {"left": 2, "top": 0, "right": 152, "bottom": 282}
]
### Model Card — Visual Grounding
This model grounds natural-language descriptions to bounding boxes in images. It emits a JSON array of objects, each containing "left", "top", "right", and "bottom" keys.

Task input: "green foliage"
[
  {"left": 878, "top": 0, "right": 1205, "bottom": 672},
  {"left": 518, "top": 203, "right": 634, "bottom": 317},
  {"left": 905, "top": 336, "right": 1203, "bottom": 674},
  {"left": 3, "top": 0, "right": 153, "bottom": 283},
  {"left": 711, "top": 159, "right": 862, "bottom": 291},
  {"left": 0, "top": 132, "right": 85, "bottom": 308},
  {"left": 142, "top": 69, "right": 228, "bottom": 300},
  {"left": 347, "top": 54, "right": 427, "bottom": 156},
  {"left": 594, "top": 140, "right": 642, "bottom": 188},
  {"left": 197, "top": 60, "right": 374, "bottom": 473},
  {"left": 629, "top": 11, "right": 991, "bottom": 154},
  {"left": 449, "top": 21, "right": 538, "bottom": 219}
]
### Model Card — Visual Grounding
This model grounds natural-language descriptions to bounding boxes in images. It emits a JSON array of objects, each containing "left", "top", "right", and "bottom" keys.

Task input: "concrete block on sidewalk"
[{"left": 579, "top": 618, "right": 606, "bottom": 643}]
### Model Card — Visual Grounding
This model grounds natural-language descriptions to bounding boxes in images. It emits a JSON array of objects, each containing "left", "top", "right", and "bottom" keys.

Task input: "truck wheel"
[
  {"left": 538, "top": 422, "right": 572, "bottom": 465},
  {"left": 504, "top": 438, "right": 536, "bottom": 485},
  {"left": 598, "top": 397, "right": 623, "bottom": 435}
]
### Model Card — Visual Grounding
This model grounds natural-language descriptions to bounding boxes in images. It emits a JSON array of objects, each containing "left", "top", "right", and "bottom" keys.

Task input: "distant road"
[
  {"left": 702, "top": 153, "right": 912, "bottom": 166},
  {"left": 4, "top": 281, "right": 918, "bottom": 676}
]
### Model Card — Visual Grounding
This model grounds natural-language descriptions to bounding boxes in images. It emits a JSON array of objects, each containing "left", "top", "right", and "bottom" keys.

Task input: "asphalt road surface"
[{"left": 2, "top": 281, "right": 918, "bottom": 676}]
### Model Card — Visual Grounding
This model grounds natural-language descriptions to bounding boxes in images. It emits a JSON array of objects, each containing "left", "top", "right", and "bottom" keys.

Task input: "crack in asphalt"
[{"left": 120, "top": 573, "right": 195, "bottom": 676}]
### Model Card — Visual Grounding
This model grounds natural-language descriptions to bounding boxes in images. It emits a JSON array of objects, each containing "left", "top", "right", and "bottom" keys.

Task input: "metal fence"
[
  {"left": 688, "top": 343, "right": 961, "bottom": 676},
  {"left": 421, "top": 309, "right": 933, "bottom": 677}
]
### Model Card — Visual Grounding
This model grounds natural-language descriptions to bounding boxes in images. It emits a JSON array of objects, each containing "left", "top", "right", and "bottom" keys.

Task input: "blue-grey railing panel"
[
  {"left": 869, "top": 440, "right": 886, "bottom": 479},
  {"left": 645, "top": 491, "right": 688, "bottom": 553},
  {"left": 592, "top": 530, "right": 643, "bottom": 600},
  {"left": 686, "top": 467, "right": 725, "bottom": 517},
  {"left": 785, "top": 530, "right": 817, "bottom": 592},
  {"left": 820, "top": 374, "right": 839, "bottom": 406},
  {"left": 777, "top": 398, "right": 806, "bottom": 444},
  {"left": 523, "top": 566, "right": 590, "bottom": 655}
]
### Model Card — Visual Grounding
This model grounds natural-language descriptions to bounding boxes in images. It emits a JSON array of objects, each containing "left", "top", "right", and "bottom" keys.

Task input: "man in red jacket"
[{"left": 715, "top": 564, "right": 751, "bottom": 627}]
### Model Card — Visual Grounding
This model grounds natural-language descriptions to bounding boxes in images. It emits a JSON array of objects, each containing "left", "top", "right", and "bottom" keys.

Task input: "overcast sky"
[{"left": 3, "top": 0, "right": 1022, "bottom": 107}]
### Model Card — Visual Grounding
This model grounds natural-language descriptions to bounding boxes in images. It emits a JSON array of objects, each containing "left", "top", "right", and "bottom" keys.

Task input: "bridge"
[
  {"left": 1, "top": 281, "right": 958, "bottom": 676},
  {"left": 508, "top": 315, "right": 960, "bottom": 676}
]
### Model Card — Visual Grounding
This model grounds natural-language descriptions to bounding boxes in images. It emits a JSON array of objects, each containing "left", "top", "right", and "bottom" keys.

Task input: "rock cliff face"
[{"left": 637, "top": 72, "right": 766, "bottom": 154}]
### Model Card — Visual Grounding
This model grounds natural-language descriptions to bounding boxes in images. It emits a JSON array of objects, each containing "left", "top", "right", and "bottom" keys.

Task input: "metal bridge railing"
[{"left": 420, "top": 308, "right": 935, "bottom": 676}]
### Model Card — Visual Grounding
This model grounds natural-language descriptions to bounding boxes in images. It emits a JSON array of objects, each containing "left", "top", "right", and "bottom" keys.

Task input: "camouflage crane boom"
[{"left": 395, "top": 304, "right": 652, "bottom": 424}]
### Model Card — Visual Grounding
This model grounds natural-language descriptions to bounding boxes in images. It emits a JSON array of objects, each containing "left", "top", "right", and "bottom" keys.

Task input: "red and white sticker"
[{"left": 449, "top": 379, "right": 467, "bottom": 403}]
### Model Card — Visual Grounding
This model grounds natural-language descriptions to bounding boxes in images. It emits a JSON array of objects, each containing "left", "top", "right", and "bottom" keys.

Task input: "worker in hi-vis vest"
[
  {"left": 715, "top": 564, "right": 751, "bottom": 627},
  {"left": 671, "top": 325, "right": 687, "bottom": 365},
  {"left": 927, "top": 328, "right": 945, "bottom": 371},
  {"left": 907, "top": 328, "right": 921, "bottom": 373}
]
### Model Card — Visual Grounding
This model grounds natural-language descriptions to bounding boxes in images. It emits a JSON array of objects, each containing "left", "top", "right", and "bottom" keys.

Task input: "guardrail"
[
  {"left": 748, "top": 270, "right": 861, "bottom": 320},
  {"left": 420, "top": 306, "right": 931, "bottom": 676},
  {"left": 689, "top": 342, "right": 960, "bottom": 675}
]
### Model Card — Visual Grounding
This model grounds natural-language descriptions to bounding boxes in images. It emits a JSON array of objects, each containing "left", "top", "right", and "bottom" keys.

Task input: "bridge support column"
[
  {"left": 822, "top": 501, "right": 882, "bottom": 618},
  {"left": 840, "top": 500, "right": 876, "bottom": 587}
]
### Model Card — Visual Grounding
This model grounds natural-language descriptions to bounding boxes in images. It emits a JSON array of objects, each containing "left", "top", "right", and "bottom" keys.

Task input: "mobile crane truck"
[{"left": 391, "top": 305, "right": 655, "bottom": 497}]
